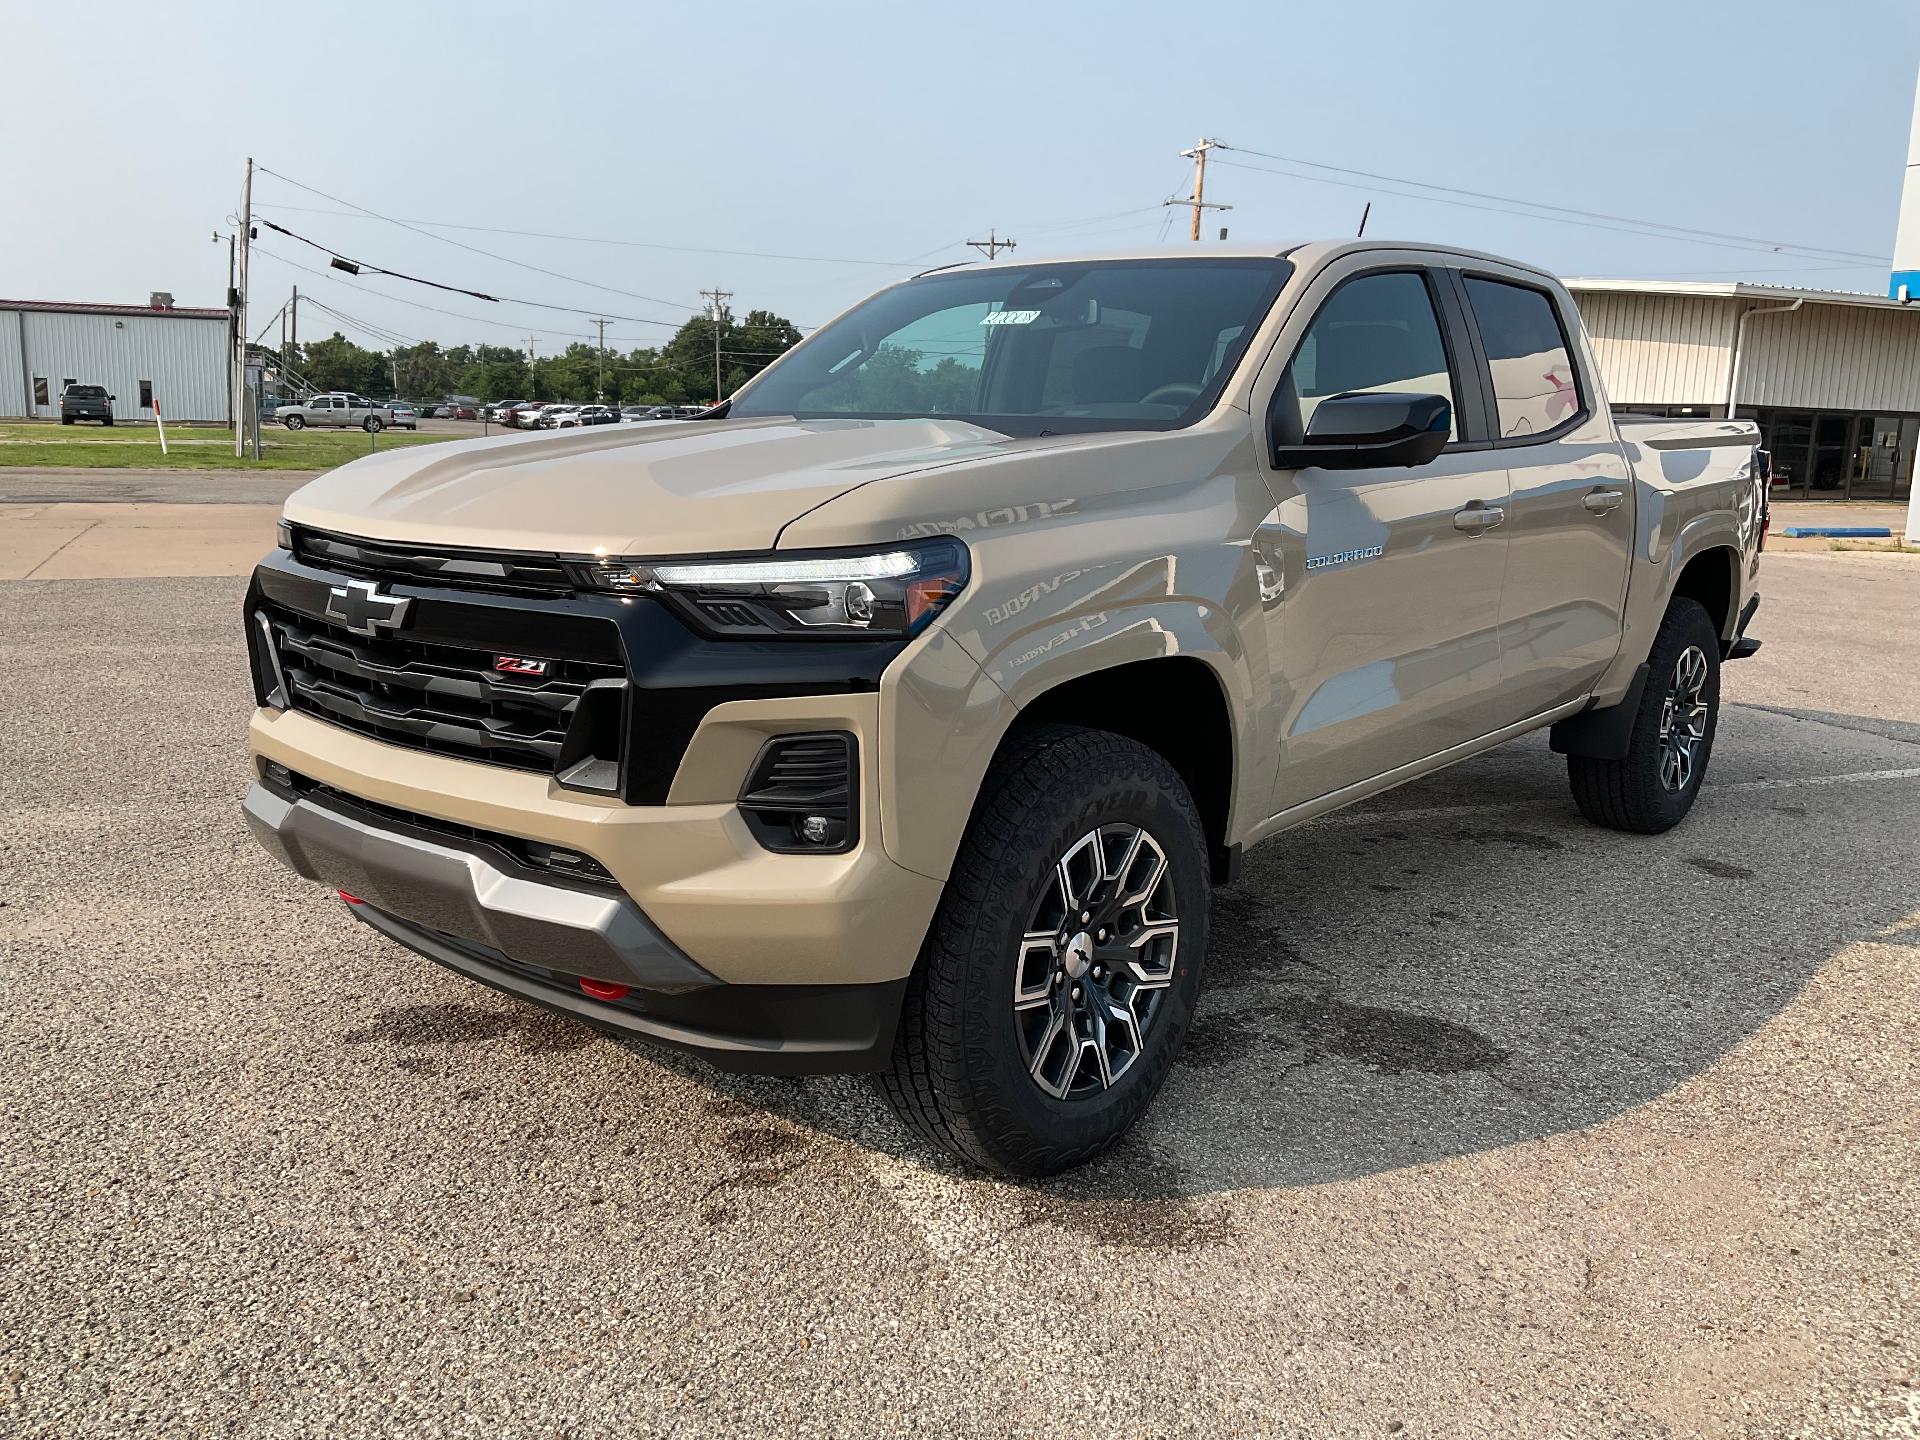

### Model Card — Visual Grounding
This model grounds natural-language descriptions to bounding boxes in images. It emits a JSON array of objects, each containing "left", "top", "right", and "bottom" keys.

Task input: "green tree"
[
  {"left": 660, "top": 307, "right": 802, "bottom": 402},
  {"left": 298, "top": 333, "right": 388, "bottom": 395}
]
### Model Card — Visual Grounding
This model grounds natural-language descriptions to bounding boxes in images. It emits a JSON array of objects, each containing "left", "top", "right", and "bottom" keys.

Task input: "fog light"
[
  {"left": 794, "top": 814, "right": 846, "bottom": 847},
  {"left": 578, "top": 976, "right": 631, "bottom": 1003}
]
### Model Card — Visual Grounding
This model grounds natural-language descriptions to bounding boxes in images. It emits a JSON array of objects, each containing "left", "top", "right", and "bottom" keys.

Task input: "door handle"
[
  {"left": 1583, "top": 489, "right": 1626, "bottom": 514},
  {"left": 1453, "top": 503, "right": 1506, "bottom": 534}
]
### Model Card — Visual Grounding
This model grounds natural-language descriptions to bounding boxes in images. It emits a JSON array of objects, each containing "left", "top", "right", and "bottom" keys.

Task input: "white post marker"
[{"left": 152, "top": 393, "right": 168, "bottom": 457}]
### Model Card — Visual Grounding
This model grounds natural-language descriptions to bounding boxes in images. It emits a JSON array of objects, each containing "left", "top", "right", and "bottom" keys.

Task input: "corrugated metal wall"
[
  {"left": 0, "top": 310, "right": 22, "bottom": 414},
  {"left": 0, "top": 309, "right": 230, "bottom": 421},
  {"left": 1738, "top": 302, "right": 1920, "bottom": 412},
  {"left": 1570, "top": 290, "right": 1738, "bottom": 407}
]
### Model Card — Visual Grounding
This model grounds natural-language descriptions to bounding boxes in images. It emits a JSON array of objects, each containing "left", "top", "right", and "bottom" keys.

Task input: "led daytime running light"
[{"left": 646, "top": 550, "right": 922, "bottom": 587}]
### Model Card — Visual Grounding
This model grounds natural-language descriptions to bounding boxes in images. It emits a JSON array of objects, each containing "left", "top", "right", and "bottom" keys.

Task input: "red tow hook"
[
  {"left": 338, "top": 889, "right": 365, "bottom": 905},
  {"left": 578, "top": 976, "right": 632, "bottom": 1003}
]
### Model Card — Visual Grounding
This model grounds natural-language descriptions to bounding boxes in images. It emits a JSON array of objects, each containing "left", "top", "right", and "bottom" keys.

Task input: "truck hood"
[{"left": 281, "top": 417, "right": 1022, "bottom": 556}]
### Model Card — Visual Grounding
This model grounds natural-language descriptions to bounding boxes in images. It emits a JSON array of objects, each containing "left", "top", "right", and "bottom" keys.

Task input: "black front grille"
[
  {"left": 291, "top": 528, "right": 574, "bottom": 595},
  {"left": 261, "top": 604, "right": 623, "bottom": 773}
]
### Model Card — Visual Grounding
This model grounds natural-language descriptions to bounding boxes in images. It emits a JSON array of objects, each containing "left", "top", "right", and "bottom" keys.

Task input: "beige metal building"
[{"left": 1567, "top": 279, "right": 1920, "bottom": 502}]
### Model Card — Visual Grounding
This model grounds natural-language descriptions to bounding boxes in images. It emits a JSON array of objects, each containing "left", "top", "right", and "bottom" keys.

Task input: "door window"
[
  {"left": 1279, "top": 271, "right": 1457, "bottom": 441},
  {"left": 1463, "top": 278, "right": 1580, "bottom": 440}
]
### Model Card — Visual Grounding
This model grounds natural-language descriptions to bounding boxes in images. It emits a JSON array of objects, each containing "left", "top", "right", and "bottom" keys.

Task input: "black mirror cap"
[{"left": 1272, "top": 391, "right": 1452, "bottom": 471}]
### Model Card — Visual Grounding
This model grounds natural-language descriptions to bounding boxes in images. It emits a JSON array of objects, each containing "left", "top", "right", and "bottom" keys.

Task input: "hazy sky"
[{"left": 4, "top": 0, "right": 1917, "bottom": 354}]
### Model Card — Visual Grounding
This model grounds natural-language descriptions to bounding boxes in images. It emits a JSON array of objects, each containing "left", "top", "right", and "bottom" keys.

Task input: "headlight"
[{"left": 575, "top": 538, "right": 969, "bottom": 639}]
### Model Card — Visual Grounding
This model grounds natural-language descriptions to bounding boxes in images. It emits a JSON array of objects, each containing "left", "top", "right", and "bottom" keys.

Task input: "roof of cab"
[{"left": 913, "top": 238, "right": 1562, "bottom": 285}]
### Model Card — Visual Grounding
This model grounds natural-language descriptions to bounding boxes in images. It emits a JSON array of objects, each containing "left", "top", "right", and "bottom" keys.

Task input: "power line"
[
  {"left": 256, "top": 165, "right": 705, "bottom": 313},
  {"left": 251, "top": 241, "right": 686, "bottom": 333},
  {"left": 250, "top": 201, "right": 916, "bottom": 268},
  {"left": 1211, "top": 143, "right": 1883, "bottom": 264}
]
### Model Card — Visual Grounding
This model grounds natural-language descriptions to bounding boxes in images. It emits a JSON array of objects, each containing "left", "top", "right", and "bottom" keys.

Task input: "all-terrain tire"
[
  {"left": 1569, "top": 597, "right": 1722, "bottom": 834},
  {"left": 877, "top": 725, "right": 1210, "bottom": 1177}
]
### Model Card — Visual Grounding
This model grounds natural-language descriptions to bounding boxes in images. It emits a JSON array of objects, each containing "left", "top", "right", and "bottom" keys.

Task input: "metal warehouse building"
[
  {"left": 0, "top": 298, "right": 231, "bottom": 423},
  {"left": 1568, "top": 280, "right": 1920, "bottom": 503}
]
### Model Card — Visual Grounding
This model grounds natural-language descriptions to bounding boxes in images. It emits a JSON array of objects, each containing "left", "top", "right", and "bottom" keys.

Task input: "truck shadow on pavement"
[{"left": 648, "top": 736, "right": 1919, "bottom": 1203}]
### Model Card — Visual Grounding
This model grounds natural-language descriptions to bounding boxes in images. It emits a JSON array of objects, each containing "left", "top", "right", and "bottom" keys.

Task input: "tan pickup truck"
[{"left": 241, "top": 241, "right": 1763, "bottom": 1175}]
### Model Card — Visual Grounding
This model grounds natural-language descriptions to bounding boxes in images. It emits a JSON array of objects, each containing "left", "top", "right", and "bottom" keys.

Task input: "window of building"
[
  {"left": 33, "top": 377, "right": 48, "bottom": 406},
  {"left": 1279, "top": 271, "right": 1458, "bottom": 440},
  {"left": 138, "top": 380, "right": 154, "bottom": 410},
  {"left": 61, "top": 377, "right": 77, "bottom": 393},
  {"left": 1464, "top": 278, "right": 1581, "bottom": 440}
]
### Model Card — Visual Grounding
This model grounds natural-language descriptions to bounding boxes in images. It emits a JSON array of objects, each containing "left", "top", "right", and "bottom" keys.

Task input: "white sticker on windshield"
[{"left": 981, "top": 309, "right": 1041, "bottom": 326}]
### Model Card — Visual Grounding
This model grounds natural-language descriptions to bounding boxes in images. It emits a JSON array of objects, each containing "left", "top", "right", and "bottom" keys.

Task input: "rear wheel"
[
  {"left": 878, "top": 725, "right": 1209, "bottom": 1176},
  {"left": 363, "top": 416, "right": 384, "bottom": 433},
  {"left": 284, "top": 415, "right": 305, "bottom": 430},
  {"left": 1569, "top": 597, "right": 1721, "bottom": 834},
  {"left": 102, "top": 416, "right": 113, "bottom": 426}
]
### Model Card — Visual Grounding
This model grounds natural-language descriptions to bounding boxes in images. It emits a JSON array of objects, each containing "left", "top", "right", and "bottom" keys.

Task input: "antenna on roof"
[{"left": 1357, "top": 203, "right": 1371, "bottom": 238}]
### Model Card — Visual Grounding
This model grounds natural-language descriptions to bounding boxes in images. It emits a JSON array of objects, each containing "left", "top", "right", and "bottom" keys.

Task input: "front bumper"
[
  {"left": 242, "top": 778, "right": 908, "bottom": 1071},
  {"left": 243, "top": 782, "right": 712, "bottom": 990}
]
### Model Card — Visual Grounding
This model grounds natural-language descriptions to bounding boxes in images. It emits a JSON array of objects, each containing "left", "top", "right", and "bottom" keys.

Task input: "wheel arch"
[
  {"left": 1670, "top": 544, "right": 1739, "bottom": 642},
  {"left": 1013, "top": 655, "right": 1240, "bottom": 883}
]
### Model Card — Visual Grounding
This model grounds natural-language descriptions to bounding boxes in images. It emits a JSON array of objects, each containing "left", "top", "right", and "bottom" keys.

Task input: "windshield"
[{"left": 728, "top": 257, "right": 1293, "bottom": 435}]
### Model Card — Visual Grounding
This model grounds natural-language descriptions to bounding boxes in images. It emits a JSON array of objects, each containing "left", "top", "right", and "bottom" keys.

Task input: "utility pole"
[
  {"left": 289, "top": 286, "right": 298, "bottom": 386},
  {"left": 593, "top": 318, "right": 609, "bottom": 401},
  {"left": 235, "top": 157, "right": 254, "bottom": 457},
  {"left": 966, "top": 229, "right": 1017, "bottom": 260},
  {"left": 699, "top": 287, "right": 732, "bottom": 404},
  {"left": 526, "top": 336, "right": 538, "bottom": 399},
  {"left": 1164, "top": 137, "right": 1230, "bottom": 242}
]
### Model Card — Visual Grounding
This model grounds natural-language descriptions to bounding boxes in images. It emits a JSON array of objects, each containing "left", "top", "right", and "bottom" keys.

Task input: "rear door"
[
  {"left": 1455, "top": 270, "right": 1634, "bottom": 717},
  {"left": 1252, "top": 261, "right": 1513, "bottom": 812}
]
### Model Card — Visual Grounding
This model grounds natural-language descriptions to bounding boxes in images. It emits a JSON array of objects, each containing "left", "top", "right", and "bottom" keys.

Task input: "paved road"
[
  {"left": 2, "top": 554, "right": 1917, "bottom": 1437},
  {"left": 0, "top": 470, "right": 318, "bottom": 506}
]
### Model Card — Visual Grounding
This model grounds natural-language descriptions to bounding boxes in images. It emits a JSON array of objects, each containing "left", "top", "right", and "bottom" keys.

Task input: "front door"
[
  {"left": 1457, "top": 273, "right": 1634, "bottom": 717},
  {"left": 1255, "top": 266, "right": 1513, "bottom": 813}
]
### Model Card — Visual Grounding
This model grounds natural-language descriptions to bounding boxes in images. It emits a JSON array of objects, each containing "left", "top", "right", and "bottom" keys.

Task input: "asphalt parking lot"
[{"left": 3, "top": 541, "right": 1917, "bottom": 1437}]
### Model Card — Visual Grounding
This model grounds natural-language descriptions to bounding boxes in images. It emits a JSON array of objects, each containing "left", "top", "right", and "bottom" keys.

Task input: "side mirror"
[
  {"left": 1272, "top": 391, "right": 1451, "bottom": 471},
  {"left": 109, "top": 394, "right": 117, "bottom": 402}
]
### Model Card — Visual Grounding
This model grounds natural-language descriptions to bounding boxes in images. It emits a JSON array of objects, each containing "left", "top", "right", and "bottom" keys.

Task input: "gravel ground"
[{"left": 2, "top": 553, "right": 1917, "bottom": 1438}]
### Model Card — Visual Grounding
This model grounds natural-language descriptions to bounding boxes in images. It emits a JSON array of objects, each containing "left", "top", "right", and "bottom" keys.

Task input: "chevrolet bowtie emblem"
[{"left": 324, "top": 579, "right": 412, "bottom": 636}]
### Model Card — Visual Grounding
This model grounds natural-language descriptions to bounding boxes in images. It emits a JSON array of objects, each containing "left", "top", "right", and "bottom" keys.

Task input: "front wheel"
[
  {"left": 1569, "top": 597, "right": 1722, "bottom": 834},
  {"left": 877, "top": 725, "right": 1209, "bottom": 1177},
  {"left": 363, "top": 416, "right": 384, "bottom": 433},
  {"left": 283, "top": 415, "right": 305, "bottom": 430}
]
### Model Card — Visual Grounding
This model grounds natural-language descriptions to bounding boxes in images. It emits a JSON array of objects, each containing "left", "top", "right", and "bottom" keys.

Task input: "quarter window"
[
  {"left": 1463, "top": 278, "right": 1580, "bottom": 439},
  {"left": 1278, "top": 271, "right": 1457, "bottom": 441}
]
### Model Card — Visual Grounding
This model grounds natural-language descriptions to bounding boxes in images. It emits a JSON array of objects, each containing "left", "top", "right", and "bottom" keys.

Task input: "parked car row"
[{"left": 478, "top": 400, "right": 714, "bottom": 429}]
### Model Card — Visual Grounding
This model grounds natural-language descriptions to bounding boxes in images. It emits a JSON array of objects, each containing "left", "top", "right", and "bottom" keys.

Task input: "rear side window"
[
  {"left": 1463, "top": 278, "right": 1580, "bottom": 440},
  {"left": 1279, "top": 271, "right": 1457, "bottom": 441}
]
